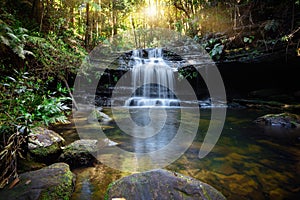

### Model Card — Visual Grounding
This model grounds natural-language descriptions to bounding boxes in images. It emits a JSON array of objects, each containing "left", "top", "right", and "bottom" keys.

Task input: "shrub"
[{"left": 0, "top": 70, "right": 70, "bottom": 188}]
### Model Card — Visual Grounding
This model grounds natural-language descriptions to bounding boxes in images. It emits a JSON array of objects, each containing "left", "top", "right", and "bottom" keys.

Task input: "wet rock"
[
  {"left": 59, "top": 139, "right": 98, "bottom": 168},
  {"left": 233, "top": 99, "right": 284, "bottom": 110},
  {"left": 0, "top": 163, "right": 75, "bottom": 200},
  {"left": 28, "top": 127, "right": 65, "bottom": 160},
  {"left": 87, "top": 109, "right": 112, "bottom": 123},
  {"left": 254, "top": 113, "right": 300, "bottom": 128},
  {"left": 227, "top": 102, "right": 246, "bottom": 109},
  {"left": 59, "top": 139, "right": 117, "bottom": 168},
  {"left": 106, "top": 169, "right": 226, "bottom": 200},
  {"left": 71, "top": 164, "right": 127, "bottom": 199},
  {"left": 249, "top": 89, "right": 283, "bottom": 98}
]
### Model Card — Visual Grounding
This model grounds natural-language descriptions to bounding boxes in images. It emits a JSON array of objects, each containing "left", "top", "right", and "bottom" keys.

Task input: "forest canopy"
[{"left": 2, "top": 0, "right": 299, "bottom": 48}]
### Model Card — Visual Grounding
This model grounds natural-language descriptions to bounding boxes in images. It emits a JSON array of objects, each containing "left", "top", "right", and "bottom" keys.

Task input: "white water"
[{"left": 125, "top": 48, "right": 180, "bottom": 107}]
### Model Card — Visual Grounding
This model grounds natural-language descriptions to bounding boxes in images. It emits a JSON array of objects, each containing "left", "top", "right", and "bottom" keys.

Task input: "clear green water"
[{"left": 70, "top": 108, "right": 300, "bottom": 200}]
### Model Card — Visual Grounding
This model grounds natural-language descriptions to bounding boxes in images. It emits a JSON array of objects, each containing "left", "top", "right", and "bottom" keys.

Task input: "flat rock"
[
  {"left": 0, "top": 163, "right": 75, "bottom": 200},
  {"left": 106, "top": 169, "right": 226, "bottom": 200}
]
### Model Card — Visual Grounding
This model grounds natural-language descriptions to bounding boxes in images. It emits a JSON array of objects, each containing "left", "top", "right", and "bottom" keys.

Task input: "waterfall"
[{"left": 125, "top": 48, "right": 180, "bottom": 107}]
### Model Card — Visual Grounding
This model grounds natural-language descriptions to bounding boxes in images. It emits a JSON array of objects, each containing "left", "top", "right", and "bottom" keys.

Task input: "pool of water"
[{"left": 69, "top": 108, "right": 300, "bottom": 200}]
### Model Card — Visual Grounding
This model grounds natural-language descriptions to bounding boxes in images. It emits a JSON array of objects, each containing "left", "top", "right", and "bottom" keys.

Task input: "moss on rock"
[
  {"left": 59, "top": 139, "right": 98, "bottom": 168},
  {"left": 28, "top": 127, "right": 65, "bottom": 161},
  {"left": 39, "top": 165, "right": 74, "bottom": 200},
  {"left": 0, "top": 163, "right": 75, "bottom": 200},
  {"left": 30, "top": 142, "right": 61, "bottom": 157},
  {"left": 105, "top": 169, "right": 226, "bottom": 200},
  {"left": 255, "top": 112, "right": 300, "bottom": 128}
]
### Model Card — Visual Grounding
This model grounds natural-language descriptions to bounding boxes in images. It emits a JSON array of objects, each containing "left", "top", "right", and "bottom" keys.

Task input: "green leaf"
[
  {"left": 0, "top": 36, "right": 10, "bottom": 46},
  {"left": 244, "top": 37, "right": 250, "bottom": 43},
  {"left": 7, "top": 32, "right": 21, "bottom": 43},
  {"left": 7, "top": 76, "right": 16, "bottom": 82}
]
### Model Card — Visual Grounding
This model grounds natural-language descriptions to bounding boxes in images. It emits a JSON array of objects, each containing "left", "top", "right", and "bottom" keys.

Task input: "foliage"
[
  {"left": 178, "top": 68, "right": 198, "bottom": 81},
  {"left": 0, "top": 9, "right": 33, "bottom": 60},
  {"left": 201, "top": 37, "right": 225, "bottom": 60},
  {"left": 27, "top": 32, "right": 86, "bottom": 79},
  {"left": 0, "top": 70, "right": 70, "bottom": 188},
  {"left": 264, "top": 20, "right": 279, "bottom": 32},
  {"left": 209, "top": 43, "right": 224, "bottom": 60},
  {"left": 243, "top": 36, "right": 254, "bottom": 44},
  {"left": 0, "top": 23, "right": 33, "bottom": 59},
  {"left": 0, "top": 69, "right": 71, "bottom": 134},
  {"left": 0, "top": 6, "right": 86, "bottom": 79}
]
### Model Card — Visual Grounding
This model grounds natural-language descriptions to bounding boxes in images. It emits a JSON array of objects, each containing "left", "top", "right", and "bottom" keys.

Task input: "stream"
[
  {"left": 55, "top": 107, "right": 300, "bottom": 200},
  {"left": 66, "top": 47, "right": 300, "bottom": 199}
]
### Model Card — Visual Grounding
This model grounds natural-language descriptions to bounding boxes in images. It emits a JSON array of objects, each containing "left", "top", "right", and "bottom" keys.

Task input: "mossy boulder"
[
  {"left": 59, "top": 139, "right": 118, "bottom": 168},
  {"left": 0, "top": 163, "right": 75, "bottom": 200},
  {"left": 105, "top": 169, "right": 226, "bottom": 200},
  {"left": 58, "top": 139, "right": 98, "bottom": 168},
  {"left": 254, "top": 113, "right": 300, "bottom": 128},
  {"left": 28, "top": 127, "right": 65, "bottom": 161}
]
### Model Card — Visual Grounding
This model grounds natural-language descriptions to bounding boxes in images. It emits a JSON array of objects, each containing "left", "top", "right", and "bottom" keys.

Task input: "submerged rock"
[
  {"left": 0, "top": 163, "right": 75, "bottom": 200},
  {"left": 227, "top": 102, "right": 247, "bottom": 109},
  {"left": 106, "top": 169, "right": 226, "bottom": 200},
  {"left": 87, "top": 109, "right": 112, "bottom": 123},
  {"left": 28, "top": 127, "right": 65, "bottom": 160},
  {"left": 254, "top": 113, "right": 300, "bottom": 128},
  {"left": 59, "top": 139, "right": 117, "bottom": 168}
]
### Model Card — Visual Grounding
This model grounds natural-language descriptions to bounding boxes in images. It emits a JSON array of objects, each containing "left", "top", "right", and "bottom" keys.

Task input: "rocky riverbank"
[{"left": 0, "top": 111, "right": 227, "bottom": 200}]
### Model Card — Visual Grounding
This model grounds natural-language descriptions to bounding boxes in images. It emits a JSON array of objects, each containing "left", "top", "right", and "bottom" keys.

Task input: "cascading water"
[{"left": 125, "top": 48, "right": 180, "bottom": 107}]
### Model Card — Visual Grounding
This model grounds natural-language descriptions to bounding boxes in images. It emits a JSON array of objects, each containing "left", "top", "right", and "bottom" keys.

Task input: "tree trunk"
[
  {"left": 39, "top": 0, "right": 45, "bottom": 33},
  {"left": 111, "top": 1, "right": 118, "bottom": 36},
  {"left": 31, "top": 0, "right": 43, "bottom": 25},
  {"left": 70, "top": 6, "right": 75, "bottom": 30},
  {"left": 85, "top": 2, "right": 90, "bottom": 49}
]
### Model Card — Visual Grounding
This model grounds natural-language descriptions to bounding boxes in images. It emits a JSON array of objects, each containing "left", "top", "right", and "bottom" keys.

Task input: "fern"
[
  {"left": 0, "top": 23, "right": 33, "bottom": 59},
  {"left": 264, "top": 20, "right": 279, "bottom": 32}
]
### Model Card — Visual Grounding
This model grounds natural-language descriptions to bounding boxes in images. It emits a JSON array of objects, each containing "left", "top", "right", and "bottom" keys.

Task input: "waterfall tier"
[{"left": 125, "top": 48, "right": 180, "bottom": 107}]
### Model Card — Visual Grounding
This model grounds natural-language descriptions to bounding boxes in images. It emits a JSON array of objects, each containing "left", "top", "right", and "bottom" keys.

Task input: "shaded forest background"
[{"left": 0, "top": 0, "right": 299, "bottom": 189}]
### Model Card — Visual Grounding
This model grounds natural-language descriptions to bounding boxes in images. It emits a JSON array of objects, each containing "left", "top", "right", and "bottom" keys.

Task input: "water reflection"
[
  {"left": 98, "top": 107, "right": 198, "bottom": 172},
  {"left": 69, "top": 108, "right": 300, "bottom": 200},
  {"left": 121, "top": 108, "right": 180, "bottom": 153}
]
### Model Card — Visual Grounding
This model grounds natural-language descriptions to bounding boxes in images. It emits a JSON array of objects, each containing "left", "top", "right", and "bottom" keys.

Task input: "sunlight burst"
[{"left": 145, "top": 5, "right": 157, "bottom": 17}]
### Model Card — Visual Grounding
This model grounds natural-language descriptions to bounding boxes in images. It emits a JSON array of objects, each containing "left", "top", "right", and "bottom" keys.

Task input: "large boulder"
[
  {"left": 28, "top": 127, "right": 65, "bottom": 160},
  {"left": 254, "top": 113, "right": 300, "bottom": 128},
  {"left": 0, "top": 163, "right": 75, "bottom": 200},
  {"left": 106, "top": 169, "right": 226, "bottom": 200},
  {"left": 59, "top": 139, "right": 117, "bottom": 168}
]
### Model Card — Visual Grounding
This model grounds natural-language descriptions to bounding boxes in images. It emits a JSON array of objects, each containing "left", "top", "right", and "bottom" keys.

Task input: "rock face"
[
  {"left": 28, "top": 127, "right": 65, "bottom": 160},
  {"left": 0, "top": 163, "right": 75, "bottom": 200},
  {"left": 254, "top": 113, "right": 300, "bottom": 128},
  {"left": 106, "top": 169, "right": 226, "bottom": 200}
]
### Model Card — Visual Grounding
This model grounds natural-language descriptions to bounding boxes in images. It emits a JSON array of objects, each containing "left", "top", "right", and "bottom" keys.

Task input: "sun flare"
[{"left": 145, "top": 5, "right": 157, "bottom": 17}]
